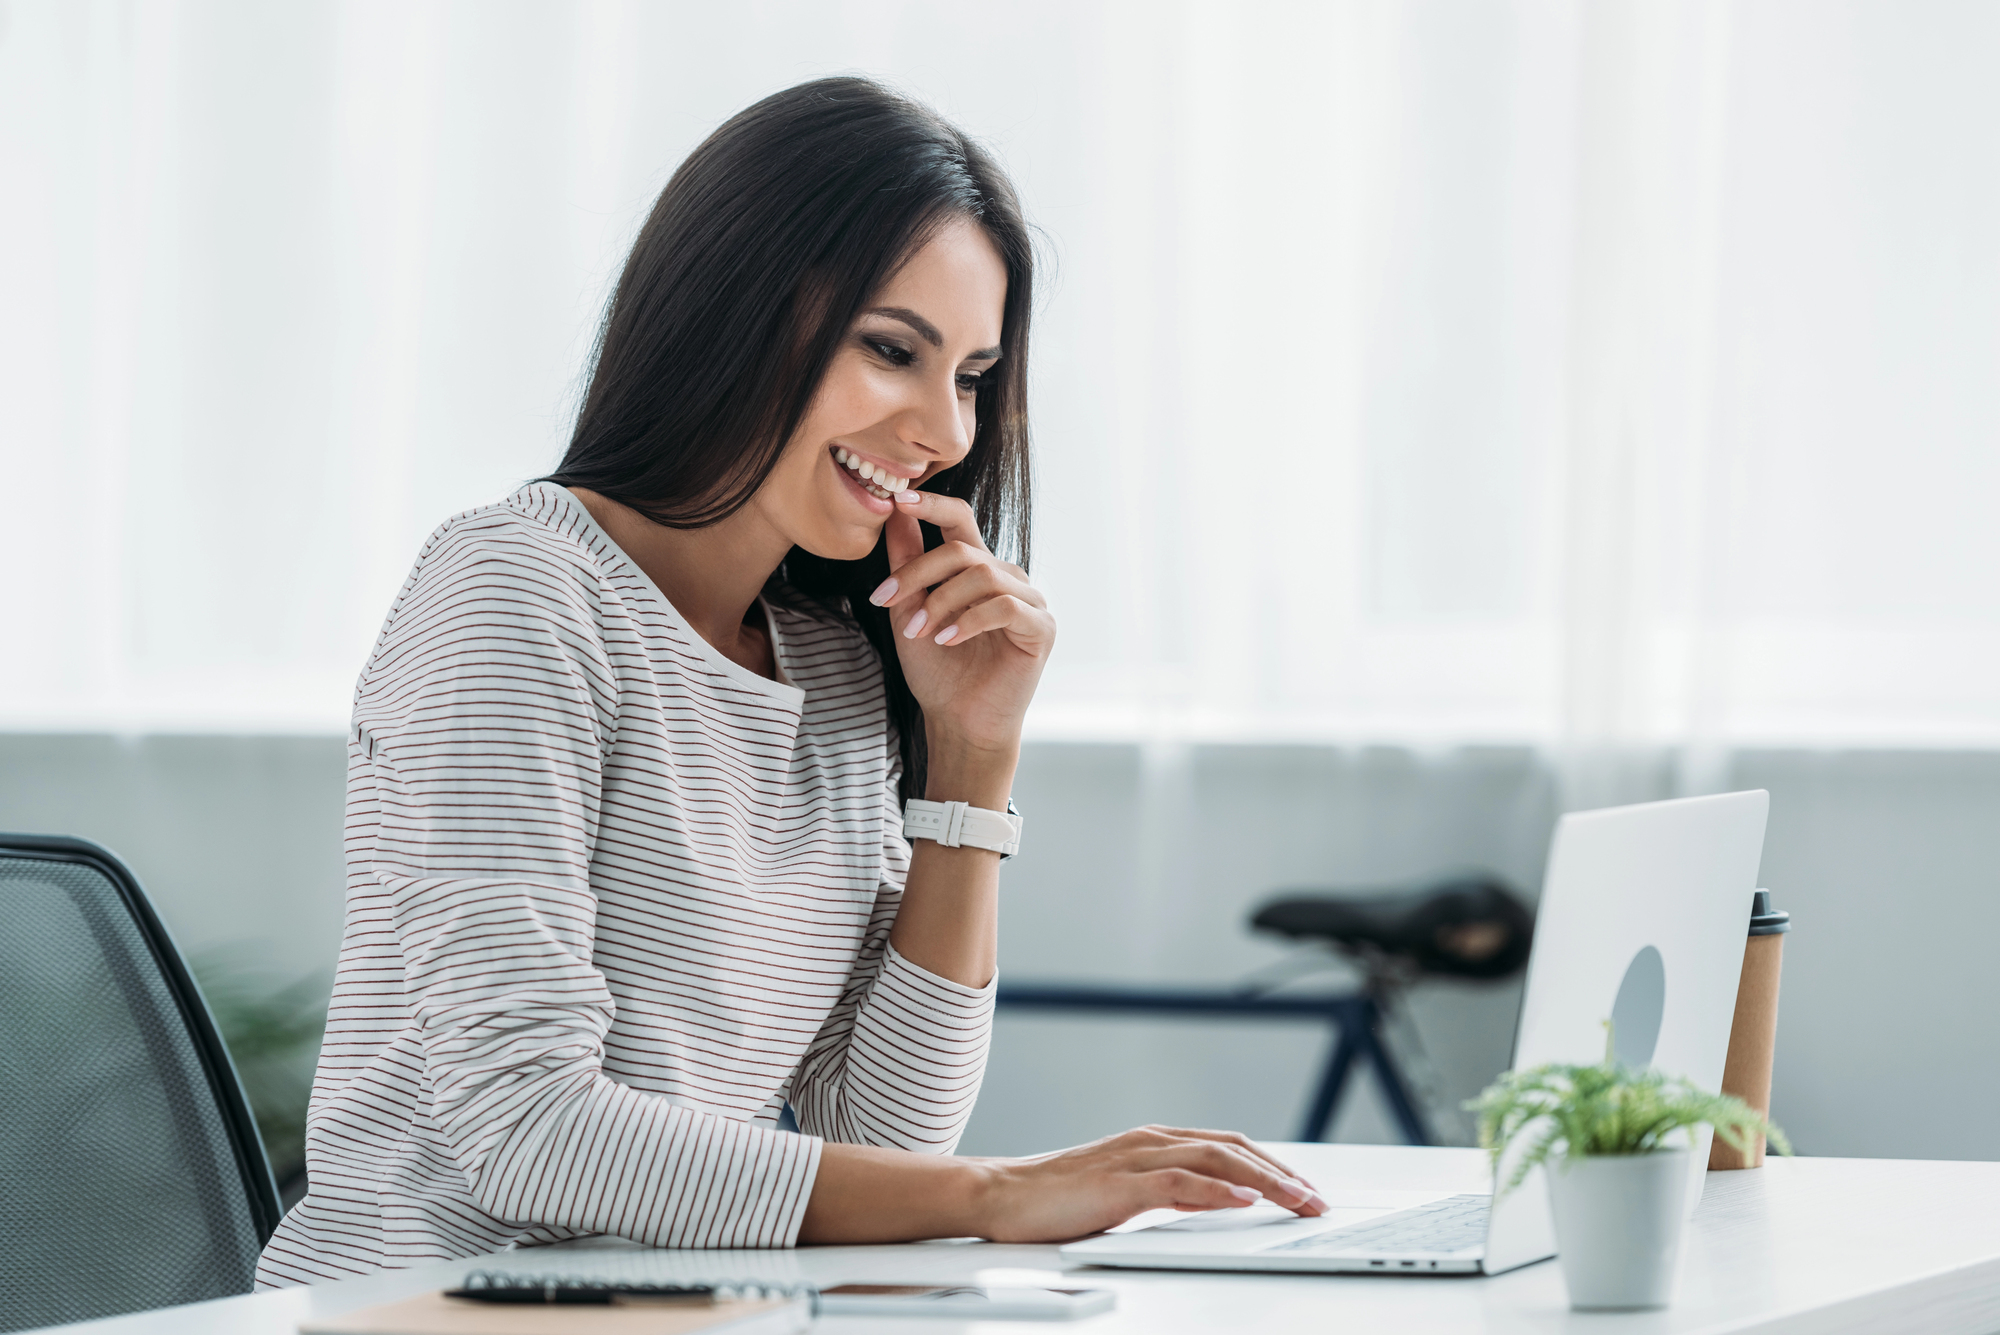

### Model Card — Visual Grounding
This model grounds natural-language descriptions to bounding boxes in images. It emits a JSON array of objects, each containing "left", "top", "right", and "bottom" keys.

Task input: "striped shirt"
[{"left": 255, "top": 482, "right": 994, "bottom": 1286}]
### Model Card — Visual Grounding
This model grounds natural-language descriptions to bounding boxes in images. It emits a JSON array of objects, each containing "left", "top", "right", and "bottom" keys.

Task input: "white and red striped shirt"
[{"left": 255, "top": 483, "right": 994, "bottom": 1286}]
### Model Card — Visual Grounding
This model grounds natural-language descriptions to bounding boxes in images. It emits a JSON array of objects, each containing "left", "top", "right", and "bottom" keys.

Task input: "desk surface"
[{"left": 33, "top": 1145, "right": 2000, "bottom": 1335}]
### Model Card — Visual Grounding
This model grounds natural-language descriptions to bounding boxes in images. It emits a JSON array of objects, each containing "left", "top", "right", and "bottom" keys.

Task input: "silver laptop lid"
[{"left": 1483, "top": 789, "right": 1768, "bottom": 1274}]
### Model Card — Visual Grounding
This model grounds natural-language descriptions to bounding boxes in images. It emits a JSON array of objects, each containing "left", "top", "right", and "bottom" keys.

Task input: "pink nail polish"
[
  {"left": 934, "top": 625, "right": 958, "bottom": 645},
  {"left": 903, "top": 608, "right": 928, "bottom": 639},
  {"left": 896, "top": 490, "right": 921, "bottom": 505},
  {"left": 869, "top": 578, "right": 898, "bottom": 607},
  {"left": 1229, "top": 1186, "right": 1262, "bottom": 1204}
]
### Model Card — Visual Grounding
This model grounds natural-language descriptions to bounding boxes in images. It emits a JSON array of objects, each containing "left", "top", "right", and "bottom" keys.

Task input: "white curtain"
[{"left": 6, "top": 1, "right": 1998, "bottom": 773}]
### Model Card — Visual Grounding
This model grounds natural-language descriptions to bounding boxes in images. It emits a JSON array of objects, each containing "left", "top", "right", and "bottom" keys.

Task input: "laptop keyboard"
[{"left": 1265, "top": 1193, "right": 1491, "bottom": 1257}]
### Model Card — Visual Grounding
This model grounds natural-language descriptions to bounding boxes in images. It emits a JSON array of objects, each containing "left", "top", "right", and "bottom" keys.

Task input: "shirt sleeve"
[
  {"left": 356, "top": 520, "right": 821, "bottom": 1248},
  {"left": 786, "top": 745, "right": 997, "bottom": 1153}
]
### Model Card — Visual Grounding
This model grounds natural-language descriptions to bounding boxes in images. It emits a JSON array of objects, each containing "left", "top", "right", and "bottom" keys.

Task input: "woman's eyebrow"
[{"left": 863, "top": 305, "right": 1002, "bottom": 361}]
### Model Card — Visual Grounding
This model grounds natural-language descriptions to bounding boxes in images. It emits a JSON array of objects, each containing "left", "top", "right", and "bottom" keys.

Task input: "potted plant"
[{"left": 1469, "top": 1030, "right": 1788, "bottom": 1311}]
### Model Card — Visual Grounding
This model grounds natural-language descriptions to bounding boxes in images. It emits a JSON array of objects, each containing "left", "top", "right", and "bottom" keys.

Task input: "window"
[{"left": 7, "top": 2, "right": 1996, "bottom": 747}]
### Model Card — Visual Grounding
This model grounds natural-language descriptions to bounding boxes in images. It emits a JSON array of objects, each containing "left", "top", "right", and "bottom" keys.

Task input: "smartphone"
[{"left": 816, "top": 1284, "right": 1115, "bottom": 1320}]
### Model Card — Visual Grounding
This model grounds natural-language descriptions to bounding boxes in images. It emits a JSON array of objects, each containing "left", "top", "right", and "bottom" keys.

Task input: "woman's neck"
[{"left": 567, "top": 486, "right": 788, "bottom": 679}]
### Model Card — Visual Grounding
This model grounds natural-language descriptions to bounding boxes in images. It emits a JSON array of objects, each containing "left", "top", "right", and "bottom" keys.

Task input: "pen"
[{"left": 444, "top": 1282, "right": 717, "bottom": 1307}]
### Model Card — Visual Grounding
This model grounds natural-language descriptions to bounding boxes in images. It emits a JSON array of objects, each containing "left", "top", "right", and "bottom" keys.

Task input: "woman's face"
[{"left": 754, "top": 215, "right": 1008, "bottom": 561}]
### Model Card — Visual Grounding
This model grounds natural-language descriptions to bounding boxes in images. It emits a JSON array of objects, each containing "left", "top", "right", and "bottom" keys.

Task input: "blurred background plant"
[{"left": 189, "top": 949, "right": 325, "bottom": 1207}]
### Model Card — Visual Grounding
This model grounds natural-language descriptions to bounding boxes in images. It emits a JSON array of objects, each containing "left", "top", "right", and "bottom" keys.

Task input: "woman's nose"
[{"left": 908, "top": 374, "right": 973, "bottom": 462}]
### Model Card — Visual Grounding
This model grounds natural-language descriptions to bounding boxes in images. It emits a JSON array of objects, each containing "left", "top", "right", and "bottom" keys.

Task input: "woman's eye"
[
  {"left": 955, "top": 372, "right": 985, "bottom": 394},
  {"left": 867, "top": 339, "right": 915, "bottom": 366}
]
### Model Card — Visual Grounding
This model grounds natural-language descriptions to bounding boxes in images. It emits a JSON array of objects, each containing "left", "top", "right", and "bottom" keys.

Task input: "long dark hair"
[{"left": 544, "top": 77, "right": 1033, "bottom": 799}]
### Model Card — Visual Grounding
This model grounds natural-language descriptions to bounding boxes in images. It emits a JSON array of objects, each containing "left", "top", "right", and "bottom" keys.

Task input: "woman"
[{"left": 257, "top": 77, "right": 1326, "bottom": 1285}]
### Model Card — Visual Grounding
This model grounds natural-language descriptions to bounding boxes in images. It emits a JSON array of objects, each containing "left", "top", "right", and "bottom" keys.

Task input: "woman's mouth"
[{"left": 832, "top": 446, "right": 915, "bottom": 502}]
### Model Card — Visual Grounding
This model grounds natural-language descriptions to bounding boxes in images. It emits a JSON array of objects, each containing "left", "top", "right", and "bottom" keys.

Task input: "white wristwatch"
[{"left": 903, "top": 798, "right": 1023, "bottom": 860}]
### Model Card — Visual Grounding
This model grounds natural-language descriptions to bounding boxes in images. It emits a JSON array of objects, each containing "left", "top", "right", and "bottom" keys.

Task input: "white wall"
[{"left": 4, "top": 737, "right": 1995, "bottom": 1161}]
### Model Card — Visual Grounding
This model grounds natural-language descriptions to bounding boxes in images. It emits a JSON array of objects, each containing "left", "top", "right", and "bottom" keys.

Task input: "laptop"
[{"left": 1060, "top": 790, "right": 1769, "bottom": 1276}]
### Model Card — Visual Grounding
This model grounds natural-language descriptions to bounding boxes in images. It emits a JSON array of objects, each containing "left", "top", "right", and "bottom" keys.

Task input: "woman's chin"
[{"left": 795, "top": 522, "right": 887, "bottom": 565}]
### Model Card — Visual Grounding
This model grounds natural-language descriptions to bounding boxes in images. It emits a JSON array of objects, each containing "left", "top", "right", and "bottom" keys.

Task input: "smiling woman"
[
  {"left": 547, "top": 77, "right": 1034, "bottom": 805},
  {"left": 252, "top": 77, "right": 1325, "bottom": 1289}
]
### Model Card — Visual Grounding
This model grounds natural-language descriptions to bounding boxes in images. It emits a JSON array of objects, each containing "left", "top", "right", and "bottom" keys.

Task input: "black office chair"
[{"left": 0, "top": 834, "right": 281, "bottom": 1332}]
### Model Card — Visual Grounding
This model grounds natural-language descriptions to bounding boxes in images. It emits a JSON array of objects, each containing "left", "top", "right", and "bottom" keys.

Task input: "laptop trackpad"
[{"left": 1151, "top": 1202, "right": 1301, "bottom": 1231}]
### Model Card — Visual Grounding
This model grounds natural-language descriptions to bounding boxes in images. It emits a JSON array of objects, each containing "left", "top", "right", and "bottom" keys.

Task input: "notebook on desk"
[
  {"left": 1062, "top": 791, "right": 1770, "bottom": 1277},
  {"left": 299, "top": 1274, "right": 811, "bottom": 1335}
]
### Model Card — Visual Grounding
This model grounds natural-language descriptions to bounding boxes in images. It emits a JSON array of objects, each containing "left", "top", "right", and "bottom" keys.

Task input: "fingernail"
[
  {"left": 896, "top": 490, "right": 922, "bottom": 505},
  {"left": 903, "top": 608, "right": 928, "bottom": 639},
  {"left": 1229, "top": 1186, "right": 1262, "bottom": 1204},
  {"left": 934, "top": 624, "right": 958, "bottom": 645},
  {"left": 869, "top": 579, "right": 898, "bottom": 607},
  {"left": 1273, "top": 1178, "right": 1310, "bottom": 1205},
  {"left": 1303, "top": 1192, "right": 1328, "bottom": 1212}
]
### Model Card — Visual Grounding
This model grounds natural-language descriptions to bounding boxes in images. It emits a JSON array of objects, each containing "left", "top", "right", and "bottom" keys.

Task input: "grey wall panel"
[
  {"left": 1737, "top": 750, "right": 2000, "bottom": 1163},
  {"left": 2, "top": 734, "right": 1992, "bottom": 1162},
  {"left": 0, "top": 734, "right": 348, "bottom": 984}
]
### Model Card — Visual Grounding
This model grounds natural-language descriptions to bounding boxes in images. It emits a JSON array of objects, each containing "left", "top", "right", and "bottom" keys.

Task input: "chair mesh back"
[{"left": 0, "top": 852, "right": 268, "bottom": 1331}]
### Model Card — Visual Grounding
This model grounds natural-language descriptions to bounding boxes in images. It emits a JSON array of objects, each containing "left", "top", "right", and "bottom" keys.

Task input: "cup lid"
[{"left": 1749, "top": 888, "right": 1791, "bottom": 936}]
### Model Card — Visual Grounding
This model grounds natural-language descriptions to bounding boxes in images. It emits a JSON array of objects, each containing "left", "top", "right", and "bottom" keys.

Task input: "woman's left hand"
[{"left": 869, "top": 491, "right": 1054, "bottom": 754}]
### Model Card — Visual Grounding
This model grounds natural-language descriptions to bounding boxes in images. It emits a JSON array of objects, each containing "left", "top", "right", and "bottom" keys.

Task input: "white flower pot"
[{"left": 1545, "top": 1147, "right": 1691, "bottom": 1310}]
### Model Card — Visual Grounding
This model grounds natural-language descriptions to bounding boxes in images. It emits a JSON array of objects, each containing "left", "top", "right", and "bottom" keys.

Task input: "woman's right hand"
[{"left": 968, "top": 1125, "right": 1329, "bottom": 1243}]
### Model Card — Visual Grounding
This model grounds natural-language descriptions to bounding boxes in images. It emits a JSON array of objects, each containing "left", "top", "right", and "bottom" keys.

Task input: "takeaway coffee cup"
[{"left": 1709, "top": 889, "right": 1790, "bottom": 1170}]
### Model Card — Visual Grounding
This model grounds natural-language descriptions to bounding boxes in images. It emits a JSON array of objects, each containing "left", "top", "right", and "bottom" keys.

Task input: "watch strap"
[{"left": 903, "top": 799, "right": 1023, "bottom": 859}]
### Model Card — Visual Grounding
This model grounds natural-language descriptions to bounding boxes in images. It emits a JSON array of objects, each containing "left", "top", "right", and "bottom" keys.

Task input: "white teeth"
[{"left": 832, "top": 449, "right": 912, "bottom": 497}]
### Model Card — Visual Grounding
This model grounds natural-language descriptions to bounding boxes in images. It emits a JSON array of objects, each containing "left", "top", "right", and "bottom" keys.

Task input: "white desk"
[{"left": 33, "top": 1146, "right": 2000, "bottom": 1335}]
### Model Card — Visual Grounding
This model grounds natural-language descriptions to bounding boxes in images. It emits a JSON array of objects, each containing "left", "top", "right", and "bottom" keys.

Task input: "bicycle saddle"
[{"left": 1250, "top": 875, "right": 1534, "bottom": 981}]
